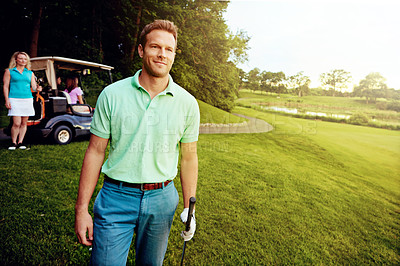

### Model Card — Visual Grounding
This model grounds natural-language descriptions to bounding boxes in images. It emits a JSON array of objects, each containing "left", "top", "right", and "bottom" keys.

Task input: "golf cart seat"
[{"left": 61, "top": 91, "right": 93, "bottom": 117}]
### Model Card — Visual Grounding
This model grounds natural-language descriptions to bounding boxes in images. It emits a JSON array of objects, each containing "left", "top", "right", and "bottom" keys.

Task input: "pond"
[{"left": 261, "top": 106, "right": 350, "bottom": 119}]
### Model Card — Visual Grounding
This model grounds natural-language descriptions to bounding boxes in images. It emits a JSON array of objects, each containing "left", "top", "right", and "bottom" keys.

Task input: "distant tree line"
[
  {"left": 241, "top": 68, "right": 400, "bottom": 109},
  {"left": 1, "top": 0, "right": 249, "bottom": 112}
]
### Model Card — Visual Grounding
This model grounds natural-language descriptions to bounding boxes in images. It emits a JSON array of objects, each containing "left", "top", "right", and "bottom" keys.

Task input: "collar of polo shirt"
[{"left": 132, "top": 69, "right": 175, "bottom": 97}]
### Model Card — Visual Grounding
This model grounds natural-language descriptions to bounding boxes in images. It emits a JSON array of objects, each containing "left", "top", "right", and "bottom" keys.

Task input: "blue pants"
[{"left": 90, "top": 180, "right": 179, "bottom": 266}]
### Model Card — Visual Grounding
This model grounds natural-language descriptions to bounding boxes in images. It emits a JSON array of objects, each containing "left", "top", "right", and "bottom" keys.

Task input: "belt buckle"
[{"left": 140, "top": 183, "right": 150, "bottom": 192}]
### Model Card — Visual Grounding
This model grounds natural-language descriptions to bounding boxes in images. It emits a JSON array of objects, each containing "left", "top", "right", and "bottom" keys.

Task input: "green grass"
[
  {"left": 237, "top": 90, "right": 400, "bottom": 127},
  {"left": 0, "top": 100, "right": 399, "bottom": 264},
  {"left": 198, "top": 100, "right": 246, "bottom": 124},
  {"left": 0, "top": 97, "right": 9, "bottom": 128},
  {"left": 239, "top": 90, "right": 385, "bottom": 109}
]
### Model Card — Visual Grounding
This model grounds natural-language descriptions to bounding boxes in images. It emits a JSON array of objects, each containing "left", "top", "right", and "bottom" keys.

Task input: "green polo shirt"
[{"left": 90, "top": 70, "right": 200, "bottom": 183}]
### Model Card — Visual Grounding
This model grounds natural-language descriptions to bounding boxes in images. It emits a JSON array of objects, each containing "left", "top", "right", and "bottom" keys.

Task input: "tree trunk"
[
  {"left": 92, "top": 3, "right": 103, "bottom": 59},
  {"left": 130, "top": 3, "right": 142, "bottom": 60},
  {"left": 29, "top": 0, "right": 43, "bottom": 57}
]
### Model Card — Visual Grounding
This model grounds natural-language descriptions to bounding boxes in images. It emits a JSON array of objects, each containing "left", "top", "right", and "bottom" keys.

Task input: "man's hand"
[
  {"left": 75, "top": 208, "right": 94, "bottom": 246},
  {"left": 180, "top": 208, "right": 196, "bottom": 241}
]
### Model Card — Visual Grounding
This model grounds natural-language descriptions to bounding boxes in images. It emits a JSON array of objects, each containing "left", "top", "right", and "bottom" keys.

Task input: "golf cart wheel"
[{"left": 53, "top": 125, "right": 73, "bottom": 145}]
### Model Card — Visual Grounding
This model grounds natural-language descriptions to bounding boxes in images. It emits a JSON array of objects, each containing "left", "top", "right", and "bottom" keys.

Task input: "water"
[{"left": 262, "top": 106, "right": 350, "bottom": 119}]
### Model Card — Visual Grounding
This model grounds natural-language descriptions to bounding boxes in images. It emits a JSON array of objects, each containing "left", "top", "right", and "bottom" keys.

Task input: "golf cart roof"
[
  {"left": 31, "top": 56, "right": 114, "bottom": 71},
  {"left": 30, "top": 56, "right": 113, "bottom": 91}
]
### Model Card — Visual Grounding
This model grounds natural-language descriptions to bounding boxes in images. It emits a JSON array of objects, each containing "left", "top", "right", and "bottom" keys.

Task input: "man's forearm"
[
  {"left": 75, "top": 152, "right": 103, "bottom": 210},
  {"left": 75, "top": 135, "right": 108, "bottom": 246},
  {"left": 75, "top": 137, "right": 108, "bottom": 211},
  {"left": 180, "top": 154, "right": 198, "bottom": 208}
]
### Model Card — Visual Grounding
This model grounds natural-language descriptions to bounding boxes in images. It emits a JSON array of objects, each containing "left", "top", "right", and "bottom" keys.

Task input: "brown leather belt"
[{"left": 104, "top": 175, "right": 172, "bottom": 191}]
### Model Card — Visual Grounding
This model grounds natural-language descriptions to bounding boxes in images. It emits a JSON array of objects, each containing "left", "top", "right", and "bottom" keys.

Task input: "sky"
[{"left": 223, "top": 0, "right": 400, "bottom": 91}]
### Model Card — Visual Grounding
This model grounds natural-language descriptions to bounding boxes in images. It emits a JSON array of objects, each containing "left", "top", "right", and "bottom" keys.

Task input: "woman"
[
  {"left": 3, "top": 52, "right": 41, "bottom": 150},
  {"left": 65, "top": 75, "right": 84, "bottom": 104}
]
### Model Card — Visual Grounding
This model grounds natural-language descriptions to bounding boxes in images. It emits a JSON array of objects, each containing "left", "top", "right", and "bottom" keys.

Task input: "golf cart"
[{"left": 4, "top": 56, "right": 114, "bottom": 144}]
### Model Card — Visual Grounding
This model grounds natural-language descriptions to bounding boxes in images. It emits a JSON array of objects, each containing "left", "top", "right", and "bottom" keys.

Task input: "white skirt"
[{"left": 8, "top": 98, "right": 35, "bottom": 117}]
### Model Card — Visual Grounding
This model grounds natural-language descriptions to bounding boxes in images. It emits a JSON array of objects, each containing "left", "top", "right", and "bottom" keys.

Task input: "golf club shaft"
[
  {"left": 180, "top": 197, "right": 196, "bottom": 266},
  {"left": 185, "top": 197, "right": 196, "bottom": 231}
]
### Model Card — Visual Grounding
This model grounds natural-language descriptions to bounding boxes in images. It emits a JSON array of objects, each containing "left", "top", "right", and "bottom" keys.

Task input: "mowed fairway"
[
  {"left": 167, "top": 106, "right": 400, "bottom": 265},
  {"left": 0, "top": 104, "right": 399, "bottom": 264}
]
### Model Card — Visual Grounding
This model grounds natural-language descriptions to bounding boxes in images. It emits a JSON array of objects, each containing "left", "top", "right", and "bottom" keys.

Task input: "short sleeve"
[
  {"left": 76, "top": 87, "right": 83, "bottom": 96},
  {"left": 90, "top": 90, "right": 111, "bottom": 139},
  {"left": 180, "top": 99, "right": 200, "bottom": 143}
]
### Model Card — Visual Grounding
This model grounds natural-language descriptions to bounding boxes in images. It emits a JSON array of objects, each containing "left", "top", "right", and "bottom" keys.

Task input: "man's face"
[{"left": 139, "top": 30, "right": 176, "bottom": 78}]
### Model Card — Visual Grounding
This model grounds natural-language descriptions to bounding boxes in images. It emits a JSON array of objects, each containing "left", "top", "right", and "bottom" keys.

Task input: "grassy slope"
[
  {"left": 198, "top": 99, "right": 246, "bottom": 124},
  {"left": 0, "top": 98, "right": 399, "bottom": 265},
  {"left": 177, "top": 106, "right": 398, "bottom": 265},
  {"left": 173, "top": 106, "right": 399, "bottom": 265}
]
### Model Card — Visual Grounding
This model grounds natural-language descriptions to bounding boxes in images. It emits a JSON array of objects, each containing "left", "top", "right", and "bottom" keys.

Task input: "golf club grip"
[{"left": 185, "top": 197, "right": 196, "bottom": 231}]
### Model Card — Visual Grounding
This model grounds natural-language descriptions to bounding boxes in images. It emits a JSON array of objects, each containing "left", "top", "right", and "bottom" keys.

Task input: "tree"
[
  {"left": 247, "top": 68, "right": 261, "bottom": 92},
  {"left": 237, "top": 68, "right": 247, "bottom": 91},
  {"left": 1, "top": 0, "right": 37, "bottom": 66},
  {"left": 260, "top": 71, "right": 273, "bottom": 93},
  {"left": 259, "top": 71, "right": 286, "bottom": 95},
  {"left": 320, "top": 69, "right": 352, "bottom": 96},
  {"left": 270, "top": 71, "right": 286, "bottom": 95},
  {"left": 354, "top": 72, "right": 388, "bottom": 104},
  {"left": 288, "top": 72, "right": 310, "bottom": 97},
  {"left": 1, "top": 0, "right": 249, "bottom": 112},
  {"left": 167, "top": 0, "right": 248, "bottom": 111},
  {"left": 228, "top": 30, "right": 250, "bottom": 65},
  {"left": 29, "top": 0, "right": 43, "bottom": 57}
]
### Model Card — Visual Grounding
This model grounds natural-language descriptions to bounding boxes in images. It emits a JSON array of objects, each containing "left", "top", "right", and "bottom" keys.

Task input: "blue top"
[
  {"left": 8, "top": 67, "right": 33, "bottom": 99},
  {"left": 90, "top": 70, "right": 200, "bottom": 183}
]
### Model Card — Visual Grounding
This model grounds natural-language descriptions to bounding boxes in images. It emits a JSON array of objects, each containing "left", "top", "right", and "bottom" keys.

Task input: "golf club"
[{"left": 180, "top": 196, "right": 196, "bottom": 266}]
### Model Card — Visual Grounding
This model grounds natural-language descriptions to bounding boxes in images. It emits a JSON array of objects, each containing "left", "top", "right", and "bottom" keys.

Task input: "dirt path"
[{"left": 199, "top": 113, "right": 273, "bottom": 134}]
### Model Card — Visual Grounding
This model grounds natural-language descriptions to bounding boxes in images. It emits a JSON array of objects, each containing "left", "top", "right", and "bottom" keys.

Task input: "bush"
[
  {"left": 376, "top": 101, "right": 387, "bottom": 110},
  {"left": 349, "top": 112, "right": 369, "bottom": 125},
  {"left": 387, "top": 101, "right": 400, "bottom": 112}
]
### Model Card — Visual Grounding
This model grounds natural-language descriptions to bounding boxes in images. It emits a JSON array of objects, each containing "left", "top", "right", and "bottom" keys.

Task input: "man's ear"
[{"left": 138, "top": 44, "right": 144, "bottom": 58}]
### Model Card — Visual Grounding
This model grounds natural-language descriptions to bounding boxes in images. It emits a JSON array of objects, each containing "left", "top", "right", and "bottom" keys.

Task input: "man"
[{"left": 74, "top": 20, "right": 200, "bottom": 265}]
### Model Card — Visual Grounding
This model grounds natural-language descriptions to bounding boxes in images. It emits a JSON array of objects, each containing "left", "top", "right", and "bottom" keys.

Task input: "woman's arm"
[
  {"left": 3, "top": 69, "right": 11, "bottom": 109},
  {"left": 77, "top": 95, "right": 84, "bottom": 104},
  {"left": 31, "top": 73, "right": 41, "bottom": 92}
]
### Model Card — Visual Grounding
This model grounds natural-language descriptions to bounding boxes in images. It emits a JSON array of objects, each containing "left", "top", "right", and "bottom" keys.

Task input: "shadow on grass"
[{"left": 0, "top": 133, "right": 90, "bottom": 150}]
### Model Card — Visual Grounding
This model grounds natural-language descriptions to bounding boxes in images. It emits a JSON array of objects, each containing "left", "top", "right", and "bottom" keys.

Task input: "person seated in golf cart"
[
  {"left": 56, "top": 76, "right": 63, "bottom": 90},
  {"left": 64, "top": 74, "right": 84, "bottom": 104}
]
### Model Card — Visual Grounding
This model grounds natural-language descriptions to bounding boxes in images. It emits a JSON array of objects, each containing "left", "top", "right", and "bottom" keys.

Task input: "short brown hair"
[{"left": 139, "top": 20, "right": 178, "bottom": 48}]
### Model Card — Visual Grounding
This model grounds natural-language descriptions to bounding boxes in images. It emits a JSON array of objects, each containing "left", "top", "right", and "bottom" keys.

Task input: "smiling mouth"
[{"left": 154, "top": 61, "right": 167, "bottom": 65}]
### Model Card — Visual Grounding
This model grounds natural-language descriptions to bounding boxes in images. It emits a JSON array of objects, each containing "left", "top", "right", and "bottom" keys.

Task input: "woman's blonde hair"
[{"left": 8, "top": 51, "right": 31, "bottom": 70}]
